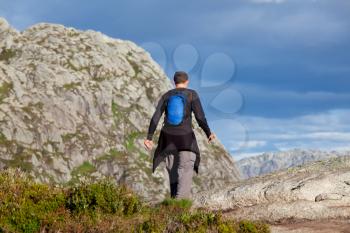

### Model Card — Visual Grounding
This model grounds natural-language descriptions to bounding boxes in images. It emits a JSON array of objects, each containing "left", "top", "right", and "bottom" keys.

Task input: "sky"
[{"left": 1, "top": 0, "right": 350, "bottom": 160}]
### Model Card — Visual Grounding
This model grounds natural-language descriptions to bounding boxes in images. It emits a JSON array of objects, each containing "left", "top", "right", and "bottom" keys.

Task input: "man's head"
[{"left": 173, "top": 71, "right": 189, "bottom": 88}]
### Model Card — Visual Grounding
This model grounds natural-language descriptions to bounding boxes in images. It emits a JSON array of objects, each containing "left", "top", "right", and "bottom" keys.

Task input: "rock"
[
  {"left": 0, "top": 17, "right": 241, "bottom": 202},
  {"left": 315, "top": 193, "right": 343, "bottom": 202},
  {"left": 193, "top": 156, "right": 350, "bottom": 222}
]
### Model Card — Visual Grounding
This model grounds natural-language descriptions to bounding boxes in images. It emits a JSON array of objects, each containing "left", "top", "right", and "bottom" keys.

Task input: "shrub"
[
  {"left": 0, "top": 169, "right": 66, "bottom": 233},
  {"left": 0, "top": 168, "right": 270, "bottom": 233},
  {"left": 65, "top": 178, "right": 142, "bottom": 216}
]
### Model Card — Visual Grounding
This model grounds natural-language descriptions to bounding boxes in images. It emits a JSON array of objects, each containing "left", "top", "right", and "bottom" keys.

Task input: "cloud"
[
  {"left": 211, "top": 83, "right": 350, "bottom": 118},
  {"left": 207, "top": 3, "right": 349, "bottom": 48},
  {"left": 219, "top": 108, "right": 350, "bottom": 159},
  {"left": 250, "top": 0, "right": 286, "bottom": 4}
]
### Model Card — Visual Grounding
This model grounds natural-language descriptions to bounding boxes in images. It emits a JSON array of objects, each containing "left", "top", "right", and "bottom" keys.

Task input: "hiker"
[{"left": 144, "top": 71, "right": 216, "bottom": 199}]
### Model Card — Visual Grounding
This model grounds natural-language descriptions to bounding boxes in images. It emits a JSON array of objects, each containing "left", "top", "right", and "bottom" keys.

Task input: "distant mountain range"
[{"left": 236, "top": 149, "right": 350, "bottom": 178}]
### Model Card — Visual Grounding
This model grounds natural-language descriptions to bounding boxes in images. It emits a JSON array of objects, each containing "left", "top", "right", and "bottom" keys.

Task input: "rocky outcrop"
[
  {"left": 194, "top": 155, "right": 350, "bottom": 222},
  {"left": 236, "top": 149, "right": 350, "bottom": 178},
  {"left": 0, "top": 17, "right": 241, "bottom": 202}
]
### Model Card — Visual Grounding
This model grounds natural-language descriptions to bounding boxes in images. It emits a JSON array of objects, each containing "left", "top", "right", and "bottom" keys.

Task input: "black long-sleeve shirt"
[
  {"left": 147, "top": 87, "right": 211, "bottom": 140},
  {"left": 147, "top": 87, "right": 212, "bottom": 174}
]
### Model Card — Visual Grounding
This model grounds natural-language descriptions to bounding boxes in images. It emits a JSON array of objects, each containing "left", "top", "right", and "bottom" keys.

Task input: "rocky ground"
[
  {"left": 195, "top": 155, "right": 350, "bottom": 232},
  {"left": 270, "top": 219, "right": 350, "bottom": 233}
]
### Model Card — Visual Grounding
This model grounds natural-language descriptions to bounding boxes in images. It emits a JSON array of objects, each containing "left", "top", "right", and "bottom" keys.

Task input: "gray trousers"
[{"left": 165, "top": 150, "right": 196, "bottom": 199}]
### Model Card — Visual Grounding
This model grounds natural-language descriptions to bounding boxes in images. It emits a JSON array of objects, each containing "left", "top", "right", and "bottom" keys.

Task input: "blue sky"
[{"left": 1, "top": 0, "right": 350, "bottom": 159}]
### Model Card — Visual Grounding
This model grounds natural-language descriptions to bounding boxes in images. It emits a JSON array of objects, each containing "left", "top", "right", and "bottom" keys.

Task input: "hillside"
[
  {"left": 0, "top": 17, "right": 241, "bottom": 202},
  {"left": 236, "top": 149, "right": 350, "bottom": 178}
]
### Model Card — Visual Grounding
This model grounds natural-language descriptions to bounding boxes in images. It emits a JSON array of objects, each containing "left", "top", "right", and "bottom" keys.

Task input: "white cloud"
[
  {"left": 242, "top": 109, "right": 350, "bottom": 145},
  {"left": 211, "top": 108, "right": 350, "bottom": 159}
]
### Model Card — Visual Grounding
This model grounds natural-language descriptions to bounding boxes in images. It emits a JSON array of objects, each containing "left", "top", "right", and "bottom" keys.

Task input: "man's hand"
[
  {"left": 144, "top": 139, "right": 154, "bottom": 150},
  {"left": 208, "top": 133, "right": 216, "bottom": 143}
]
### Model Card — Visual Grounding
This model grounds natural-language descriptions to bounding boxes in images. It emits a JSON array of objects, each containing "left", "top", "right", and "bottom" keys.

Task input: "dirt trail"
[{"left": 270, "top": 219, "right": 350, "bottom": 233}]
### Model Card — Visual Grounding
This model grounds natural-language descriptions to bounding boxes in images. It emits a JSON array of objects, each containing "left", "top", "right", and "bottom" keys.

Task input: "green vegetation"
[
  {"left": 111, "top": 100, "right": 123, "bottom": 119},
  {"left": 96, "top": 148, "right": 125, "bottom": 161},
  {"left": 0, "top": 131, "right": 9, "bottom": 146},
  {"left": 0, "top": 48, "right": 16, "bottom": 62},
  {"left": 68, "top": 161, "right": 97, "bottom": 185},
  {"left": 71, "top": 161, "right": 96, "bottom": 176},
  {"left": 0, "top": 168, "right": 270, "bottom": 233},
  {"left": 61, "top": 131, "right": 89, "bottom": 143},
  {"left": 62, "top": 81, "right": 81, "bottom": 90},
  {"left": 160, "top": 197, "right": 193, "bottom": 210},
  {"left": 125, "top": 131, "right": 143, "bottom": 152},
  {"left": 0, "top": 81, "right": 13, "bottom": 103}
]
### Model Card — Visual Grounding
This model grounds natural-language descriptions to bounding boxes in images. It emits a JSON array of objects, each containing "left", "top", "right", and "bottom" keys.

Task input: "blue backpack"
[{"left": 165, "top": 92, "right": 189, "bottom": 126}]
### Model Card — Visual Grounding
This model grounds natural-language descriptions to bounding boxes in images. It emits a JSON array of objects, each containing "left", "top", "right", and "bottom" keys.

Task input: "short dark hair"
[{"left": 173, "top": 71, "right": 188, "bottom": 84}]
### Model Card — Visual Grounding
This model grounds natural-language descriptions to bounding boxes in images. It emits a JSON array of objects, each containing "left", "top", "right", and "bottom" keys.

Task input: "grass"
[
  {"left": 160, "top": 198, "right": 193, "bottom": 210},
  {"left": 0, "top": 168, "right": 270, "bottom": 233}
]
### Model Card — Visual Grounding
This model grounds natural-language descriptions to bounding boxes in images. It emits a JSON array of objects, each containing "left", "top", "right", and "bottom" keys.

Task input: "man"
[{"left": 144, "top": 71, "right": 216, "bottom": 199}]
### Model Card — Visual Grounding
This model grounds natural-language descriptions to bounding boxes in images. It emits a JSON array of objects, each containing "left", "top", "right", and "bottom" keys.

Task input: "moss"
[
  {"left": 71, "top": 161, "right": 96, "bottom": 177},
  {"left": 0, "top": 140, "right": 35, "bottom": 172},
  {"left": 0, "top": 48, "right": 16, "bottom": 62},
  {"left": 62, "top": 81, "right": 81, "bottom": 90},
  {"left": 61, "top": 133, "right": 75, "bottom": 143},
  {"left": 20, "top": 102, "right": 43, "bottom": 125},
  {"left": 61, "top": 132, "right": 89, "bottom": 143},
  {"left": 111, "top": 100, "right": 121, "bottom": 118},
  {"left": 0, "top": 131, "right": 11, "bottom": 147},
  {"left": 125, "top": 131, "right": 143, "bottom": 152},
  {"left": 139, "top": 151, "right": 149, "bottom": 161},
  {"left": 95, "top": 148, "right": 125, "bottom": 161},
  {"left": 0, "top": 81, "right": 13, "bottom": 103},
  {"left": 65, "top": 59, "right": 79, "bottom": 71}
]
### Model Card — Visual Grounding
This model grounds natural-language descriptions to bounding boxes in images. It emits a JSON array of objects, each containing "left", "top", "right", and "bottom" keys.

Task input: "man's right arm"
[
  {"left": 191, "top": 91, "right": 212, "bottom": 139},
  {"left": 146, "top": 94, "right": 166, "bottom": 140}
]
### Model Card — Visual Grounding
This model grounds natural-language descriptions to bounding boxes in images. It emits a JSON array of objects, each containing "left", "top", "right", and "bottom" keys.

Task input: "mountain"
[
  {"left": 0, "top": 17, "right": 241, "bottom": 202},
  {"left": 236, "top": 149, "right": 350, "bottom": 179}
]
